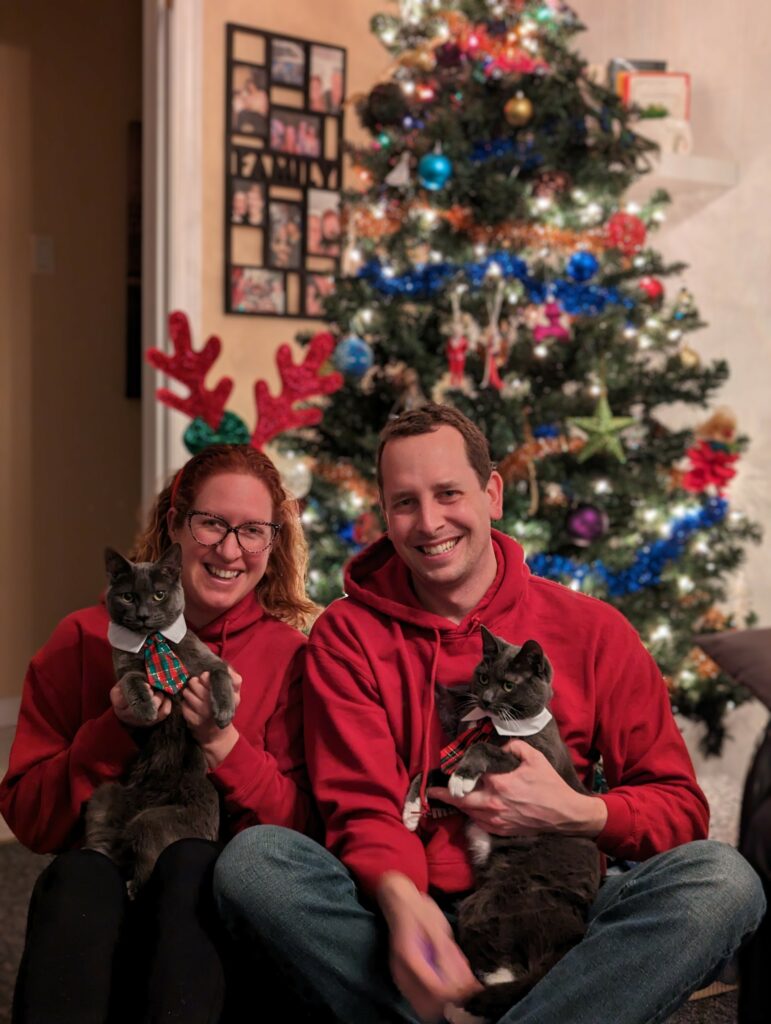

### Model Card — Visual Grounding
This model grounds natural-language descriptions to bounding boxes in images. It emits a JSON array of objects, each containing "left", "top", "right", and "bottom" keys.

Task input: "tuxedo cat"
[
  {"left": 404, "top": 627, "right": 600, "bottom": 1023},
  {"left": 85, "top": 544, "right": 235, "bottom": 895}
]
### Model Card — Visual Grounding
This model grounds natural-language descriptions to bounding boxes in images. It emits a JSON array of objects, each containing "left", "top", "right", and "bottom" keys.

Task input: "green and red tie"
[{"left": 143, "top": 632, "right": 189, "bottom": 696}]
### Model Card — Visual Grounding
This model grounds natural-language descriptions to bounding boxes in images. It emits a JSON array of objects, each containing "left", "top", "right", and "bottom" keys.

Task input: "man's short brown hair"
[{"left": 376, "top": 403, "right": 493, "bottom": 494}]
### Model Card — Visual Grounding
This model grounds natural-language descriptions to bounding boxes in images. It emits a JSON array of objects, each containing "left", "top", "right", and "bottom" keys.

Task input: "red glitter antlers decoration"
[
  {"left": 146, "top": 311, "right": 344, "bottom": 454},
  {"left": 147, "top": 311, "right": 234, "bottom": 430},
  {"left": 251, "top": 334, "right": 344, "bottom": 449}
]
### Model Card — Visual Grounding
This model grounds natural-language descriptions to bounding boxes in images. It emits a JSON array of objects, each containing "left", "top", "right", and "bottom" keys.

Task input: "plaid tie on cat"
[
  {"left": 440, "top": 718, "right": 495, "bottom": 771},
  {"left": 143, "top": 632, "right": 190, "bottom": 695}
]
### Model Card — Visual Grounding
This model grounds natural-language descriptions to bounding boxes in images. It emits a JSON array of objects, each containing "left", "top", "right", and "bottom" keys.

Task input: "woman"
[{"left": 0, "top": 444, "right": 318, "bottom": 1024}]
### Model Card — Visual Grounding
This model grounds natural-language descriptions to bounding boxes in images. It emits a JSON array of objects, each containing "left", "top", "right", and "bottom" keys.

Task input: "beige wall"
[
  {"left": 0, "top": 1, "right": 142, "bottom": 703},
  {"left": 201, "top": 0, "right": 388, "bottom": 422},
  {"left": 575, "top": 1, "right": 771, "bottom": 627}
]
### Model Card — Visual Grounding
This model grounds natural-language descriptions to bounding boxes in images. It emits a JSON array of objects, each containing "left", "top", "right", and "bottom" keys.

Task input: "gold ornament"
[
  {"left": 398, "top": 49, "right": 422, "bottom": 69},
  {"left": 315, "top": 460, "right": 378, "bottom": 503},
  {"left": 504, "top": 93, "right": 533, "bottom": 127},
  {"left": 696, "top": 406, "right": 737, "bottom": 443},
  {"left": 415, "top": 46, "right": 437, "bottom": 73},
  {"left": 679, "top": 345, "right": 700, "bottom": 369}
]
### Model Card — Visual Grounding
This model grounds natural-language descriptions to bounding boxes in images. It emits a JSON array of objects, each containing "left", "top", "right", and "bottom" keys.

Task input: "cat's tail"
[{"left": 462, "top": 956, "right": 563, "bottom": 1021}]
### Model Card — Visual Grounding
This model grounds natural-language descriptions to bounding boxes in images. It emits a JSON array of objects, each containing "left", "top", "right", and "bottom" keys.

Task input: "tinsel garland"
[
  {"left": 357, "top": 255, "right": 633, "bottom": 312},
  {"left": 350, "top": 203, "right": 608, "bottom": 254},
  {"left": 527, "top": 497, "right": 728, "bottom": 597},
  {"left": 470, "top": 137, "right": 543, "bottom": 170}
]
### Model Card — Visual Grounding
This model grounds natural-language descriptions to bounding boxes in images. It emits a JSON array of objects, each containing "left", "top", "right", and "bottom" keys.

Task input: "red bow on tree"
[{"left": 682, "top": 440, "right": 739, "bottom": 496}]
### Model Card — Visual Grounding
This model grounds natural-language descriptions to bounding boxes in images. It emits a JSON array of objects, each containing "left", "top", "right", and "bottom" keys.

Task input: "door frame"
[{"left": 142, "top": 0, "right": 204, "bottom": 503}]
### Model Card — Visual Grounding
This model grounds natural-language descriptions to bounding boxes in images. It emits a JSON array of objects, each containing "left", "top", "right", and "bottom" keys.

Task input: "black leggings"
[
  {"left": 13, "top": 839, "right": 227, "bottom": 1024},
  {"left": 739, "top": 796, "right": 771, "bottom": 1024}
]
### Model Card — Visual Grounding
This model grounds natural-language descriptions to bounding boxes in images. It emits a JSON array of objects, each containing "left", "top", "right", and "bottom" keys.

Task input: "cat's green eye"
[
  {"left": 152, "top": 591, "right": 166, "bottom": 602},
  {"left": 121, "top": 593, "right": 135, "bottom": 604},
  {"left": 502, "top": 681, "right": 514, "bottom": 692}
]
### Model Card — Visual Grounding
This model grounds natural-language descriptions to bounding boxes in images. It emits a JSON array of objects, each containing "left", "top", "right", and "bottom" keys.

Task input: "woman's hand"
[
  {"left": 182, "top": 668, "right": 242, "bottom": 769},
  {"left": 110, "top": 681, "right": 172, "bottom": 728}
]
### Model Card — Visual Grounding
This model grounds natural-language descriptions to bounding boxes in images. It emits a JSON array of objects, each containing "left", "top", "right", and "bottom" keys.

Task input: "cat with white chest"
[{"left": 404, "top": 626, "right": 600, "bottom": 1023}]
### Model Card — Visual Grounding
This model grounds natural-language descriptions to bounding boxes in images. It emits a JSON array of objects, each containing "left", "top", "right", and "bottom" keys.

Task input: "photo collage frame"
[{"left": 225, "top": 24, "right": 346, "bottom": 318}]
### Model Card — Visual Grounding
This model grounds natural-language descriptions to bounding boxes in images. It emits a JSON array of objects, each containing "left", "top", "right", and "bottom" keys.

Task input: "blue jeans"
[{"left": 214, "top": 827, "right": 765, "bottom": 1024}]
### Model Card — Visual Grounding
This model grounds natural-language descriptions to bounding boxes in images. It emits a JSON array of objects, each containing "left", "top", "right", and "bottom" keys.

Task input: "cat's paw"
[
  {"left": 402, "top": 796, "right": 422, "bottom": 832},
  {"left": 466, "top": 822, "right": 492, "bottom": 867},
  {"left": 209, "top": 670, "right": 236, "bottom": 729},
  {"left": 448, "top": 771, "right": 479, "bottom": 798},
  {"left": 212, "top": 704, "right": 234, "bottom": 729},
  {"left": 129, "top": 697, "right": 159, "bottom": 723}
]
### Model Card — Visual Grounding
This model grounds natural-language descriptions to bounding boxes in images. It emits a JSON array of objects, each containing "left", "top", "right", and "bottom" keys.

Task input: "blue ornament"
[
  {"left": 333, "top": 334, "right": 374, "bottom": 378},
  {"left": 566, "top": 251, "right": 599, "bottom": 282},
  {"left": 418, "top": 152, "right": 453, "bottom": 191}
]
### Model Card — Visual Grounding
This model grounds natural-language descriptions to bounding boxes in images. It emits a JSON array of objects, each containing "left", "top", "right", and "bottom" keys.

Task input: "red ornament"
[
  {"left": 445, "top": 334, "right": 469, "bottom": 387},
  {"left": 352, "top": 510, "right": 382, "bottom": 547},
  {"left": 638, "top": 276, "right": 664, "bottom": 302},
  {"left": 682, "top": 440, "right": 739, "bottom": 496},
  {"left": 605, "top": 212, "right": 647, "bottom": 256},
  {"left": 481, "top": 332, "right": 503, "bottom": 391}
]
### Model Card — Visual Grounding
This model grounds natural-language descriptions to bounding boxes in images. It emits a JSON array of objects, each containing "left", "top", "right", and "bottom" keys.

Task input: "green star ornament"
[{"left": 568, "top": 395, "right": 637, "bottom": 463}]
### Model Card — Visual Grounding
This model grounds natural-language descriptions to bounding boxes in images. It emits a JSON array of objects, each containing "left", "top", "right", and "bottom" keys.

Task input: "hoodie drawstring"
[{"left": 418, "top": 628, "right": 442, "bottom": 816}]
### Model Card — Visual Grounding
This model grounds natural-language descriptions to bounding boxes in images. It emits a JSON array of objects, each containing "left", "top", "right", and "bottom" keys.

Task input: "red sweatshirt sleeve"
[
  {"left": 592, "top": 618, "right": 709, "bottom": 859},
  {"left": 304, "top": 636, "right": 429, "bottom": 900},
  {"left": 209, "top": 643, "right": 318, "bottom": 837},
  {"left": 0, "top": 615, "right": 140, "bottom": 853}
]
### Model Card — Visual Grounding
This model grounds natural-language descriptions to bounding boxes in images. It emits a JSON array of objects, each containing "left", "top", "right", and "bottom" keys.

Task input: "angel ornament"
[
  {"left": 480, "top": 280, "right": 506, "bottom": 391},
  {"left": 445, "top": 291, "right": 470, "bottom": 388}
]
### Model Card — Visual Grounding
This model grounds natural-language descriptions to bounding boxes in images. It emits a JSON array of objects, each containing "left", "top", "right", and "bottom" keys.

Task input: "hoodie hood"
[
  {"left": 194, "top": 589, "right": 266, "bottom": 659},
  {"left": 343, "top": 527, "right": 531, "bottom": 633}
]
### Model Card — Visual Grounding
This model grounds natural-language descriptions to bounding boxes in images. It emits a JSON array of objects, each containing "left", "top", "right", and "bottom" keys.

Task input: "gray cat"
[
  {"left": 404, "top": 627, "right": 600, "bottom": 1023},
  {"left": 85, "top": 544, "right": 235, "bottom": 895}
]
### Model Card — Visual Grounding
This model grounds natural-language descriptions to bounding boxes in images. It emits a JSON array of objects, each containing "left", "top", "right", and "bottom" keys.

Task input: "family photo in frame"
[
  {"left": 230, "top": 63, "right": 268, "bottom": 137},
  {"left": 225, "top": 24, "right": 346, "bottom": 318}
]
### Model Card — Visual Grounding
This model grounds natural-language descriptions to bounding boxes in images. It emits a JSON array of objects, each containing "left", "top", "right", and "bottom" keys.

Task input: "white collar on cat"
[
  {"left": 461, "top": 705, "right": 553, "bottom": 737},
  {"left": 108, "top": 613, "right": 188, "bottom": 654}
]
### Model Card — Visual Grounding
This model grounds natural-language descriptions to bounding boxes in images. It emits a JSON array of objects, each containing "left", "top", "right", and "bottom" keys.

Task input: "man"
[{"left": 215, "top": 404, "right": 763, "bottom": 1024}]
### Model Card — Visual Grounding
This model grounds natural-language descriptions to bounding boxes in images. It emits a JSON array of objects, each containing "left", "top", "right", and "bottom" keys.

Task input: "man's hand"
[
  {"left": 376, "top": 872, "right": 481, "bottom": 1023},
  {"left": 427, "top": 740, "right": 607, "bottom": 838},
  {"left": 110, "top": 681, "right": 172, "bottom": 728},
  {"left": 182, "top": 668, "right": 242, "bottom": 769}
]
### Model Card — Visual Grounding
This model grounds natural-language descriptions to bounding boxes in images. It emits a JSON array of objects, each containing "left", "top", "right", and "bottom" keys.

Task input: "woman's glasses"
[{"left": 186, "top": 510, "right": 280, "bottom": 554}]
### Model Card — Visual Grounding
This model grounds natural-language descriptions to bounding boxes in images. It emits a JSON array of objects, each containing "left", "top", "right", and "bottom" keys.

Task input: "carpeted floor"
[
  {"left": 0, "top": 843, "right": 51, "bottom": 1023},
  {"left": 0, "top": 840, "right": 739, "bottom": 1024}
]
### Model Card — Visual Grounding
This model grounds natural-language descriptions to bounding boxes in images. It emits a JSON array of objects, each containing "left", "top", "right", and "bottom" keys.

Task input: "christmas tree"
[{"left": 292, "top": 0, "right": 760, "bottom": 753}]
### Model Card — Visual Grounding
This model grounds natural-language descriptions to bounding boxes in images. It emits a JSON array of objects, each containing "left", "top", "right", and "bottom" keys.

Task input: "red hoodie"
[
  {"left": 304, "top": 530, "right": 709, "bottom": 899},
  {"left": 0, "top": 591, "right": 314, "bottom": 853}
]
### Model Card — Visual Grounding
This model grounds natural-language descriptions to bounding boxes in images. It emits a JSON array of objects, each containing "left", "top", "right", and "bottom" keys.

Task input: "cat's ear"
[
  {"left": 105, "top": 547, "right": 132, "bottom": 580},
  {"left": 156, "top": 543, "right": 182, "bottom": 579},
  {"left": 518, "top": 639, "right": 553, "bottom": 682},
  {"left": 480, "top": 625, "right": 502, "bottom": 659}
]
